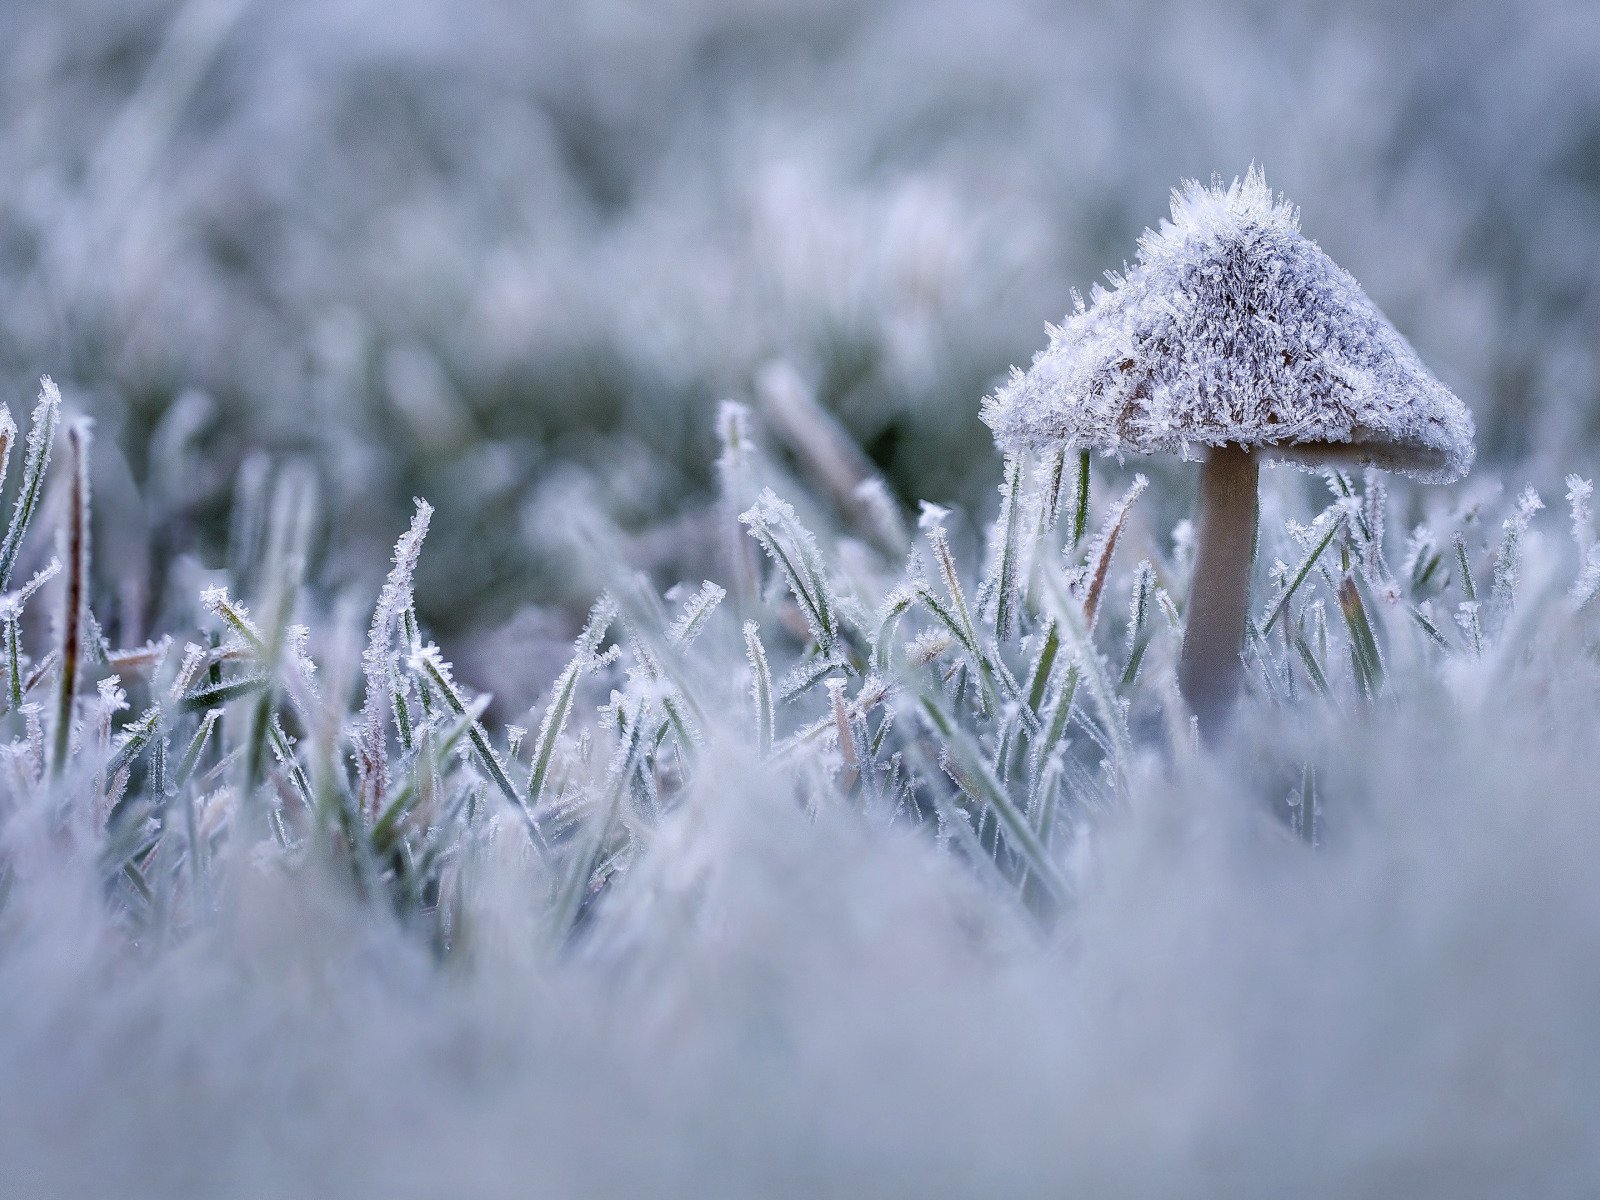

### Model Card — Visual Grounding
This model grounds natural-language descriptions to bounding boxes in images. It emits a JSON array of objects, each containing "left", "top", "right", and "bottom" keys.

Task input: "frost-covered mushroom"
[{"left": 983, "top": 169, "right": 1474, "bottom": 737}]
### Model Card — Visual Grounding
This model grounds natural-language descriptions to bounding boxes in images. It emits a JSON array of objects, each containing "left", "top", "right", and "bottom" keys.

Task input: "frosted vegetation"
[
  {"left": 2, "top": 1, "right": 1599, "bottom": 1193},
  {"left": 3, "top": 355, "right": 1600, "bottom": 1192}
]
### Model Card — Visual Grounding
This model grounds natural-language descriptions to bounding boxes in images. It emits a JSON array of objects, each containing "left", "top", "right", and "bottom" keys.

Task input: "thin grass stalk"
[
  {"left": 991, "top": 455, "right": 1024, "bottom": 639},
  {"left": 1080, "top": 475, "right": 1146, "bottom": 630},
  {"left": 871, "top": 590, "right": 913, "bottom": 675},
  {"left": 1039, "top": 565, "right": 1130, "bottom": 770},
  {"left": 1025, "top": 621, "right": 1060, "bottom": 715},
  {"left": 741, "top": 490, "right": 840, "bottom": 656},
  {"left": 3, "top": 616, "right": 21, "bottom": 709},
  {"left": 266, "top": 720, "right": 315, "bottom": 811},
  {"left": 915, "top": 690, "right": 1069, "bottom": 902},
  {"left": 1337, "top": 575, "right": 1385, "bottom": 699},
  {"left": 743, "top": 621, "right": 774, "bottom": 757},
  {"left": 171, "top": 710, "right": 220, "bottom": 791},
  {"left": 667, "top": 582, "right": 726, "bottom": 647},
  {"left": 1489, "top": 488, "right": 1543, "bottom": 635},
  {"left": 180, "top": 674, "right": 268, "bottom": 712},
  {"left": 226, "top": 452, "right": 270, "bottom": 595},
  {"left": 415, "top": 649, "right": 550, "bottom": 859},
  {"left": 51, "top": 421, "right": 91, "bottom": 778},
  {"left": 1072, "top": 449, "right": 1091, "bottom": 549},
  {"left": 105, "top": 706, "right": 161, "bottom": 779},
  {"left": 716, "top": 402, "right": 763, "bottom": 610},
  {"left": 371, "top": 699, "right": 487, "bottom": 845},
  {"left": 355, "top": 501, "right": 433, "bottom": 813},
  {"left": 1263, "top": 509, "right": 1346, "bottom": 630},
  {"left": 1040, "top": 447, "right": 1067, "bottom": 534},
  {"left": 546, "top": 717, "right": 643, "bottom": 945},
  {"left": 1453, "top": 531, "right": 1477, "bottom": 603},
  {"left": 0, "top": 379, "right": 61, "bottom": 592},
  {"left": 528, "top": 600, "right": 613, "bottom": 812},
  {"left": 243, "top": 468, "right": 315, "bottom": 790}
]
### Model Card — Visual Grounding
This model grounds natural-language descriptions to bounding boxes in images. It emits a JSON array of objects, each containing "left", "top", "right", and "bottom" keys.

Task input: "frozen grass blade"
[
  {"left": 0, "top": 558, "right": 60, "bottom": 710},
  {"left": 359, "top": 499, "right": 433, "bottom": 811},
  {"left": 414, "top": 646, "right": 550, "bottom": 859},
  {"left": 828, "top": 678, "right": 860, "bottom": 794},
  {"left": 370, "top": 697, "right": 488, "bottom": 847},
  {"left": 200, "top": 591, "right": 266, "bottom": 656},
  {"left": 1356, "top": 469, "right": 1389, "bottom": 587},
  {"left": 1025, "top": 621, "right": 1061, "bottom": 715},
  {"left": 852, "top": 478, "right": 911, "bottom": 560},
  {"left": 171, "top": 709, "right": 220, "bottom": 792},
  {"left": 1408, "top": 604, "right": 1450, "bottom": 650},
  {"left": 1566, "top": 475, "right": 1594, "bottom": 554},
  {"left": 915, "top": 688, "right": 1069, "bottom": 903},
  {"left": 918, "top": 521, "right": 1010, "bottom": 714},
  {"left": 1071, "top": 449, "right": 1091, "bottom": 549},
  {"left": 1454, "top": 531, "right": 1478, "bottom": 604},
  {"left": 667, "top": 582, "right": 726, "bottom": 647},
  {"left": 1263, "top": 508, "right": 1345, "bottom": 630},
  {"left": 547, "top": 695, "right": 656, "bottom": 945},
  {"left": 0, "top": 379, "right": 61, "bottom": 593},
  {"left": 238, "top": 466, "right": 315, "bottom": 791},
  {"left": 1038, "top": 447, "right": 1068, "bottom": 536},
  {"left": 1452, "top": 533, "right": 1484, "bottom": 653},
  {"left": 871, "top": 588, "right": 914, "bottom": 675},
  {"left": 1038, "top": 565, "right": 1130, "bottom": 772},
  {"left": 105, "top": 706, "right": 161, "bottom": 779},
  {"left": 3, "top": 617, "right": 20, "bottom": 711},
  {"left": 1079, "top": 474, "right": 1146, "bottom": 630},
  {"left": 741, "top": 490, "right": 841, "bottom": 657},
  {"left": 989, "top": 455, "right": 1024, "bottom": 640},
  {"left": 1120, "top": 561, "right": 1155, "bottom": 689},
  {"left": 1337, "top": 575, "right": 1384, "bottom": 699},
  {"left": 743, "top": 620, "right": 774, "bottom": 757},
  {"left": 1567, "top": 477, "right": 1600, "bottom": 610},
  {"left": 716, "top": 401, "right": 763, "bottom": 609},
  {"left": 180, "top": 672, "right": 269, "bottom": 712},
  {"left": 528, "top": 599, "right": 614, "bottom": 812},
  {"left": 266, "top": 720, "right": 315, "bottom": 813},
  {"left": 1489, "top": 487, "right": 1543, "bottom": 635},
  {"left": 1029, "top": 751, "right": 1064, "bottom": 849},
  {"left": 606, "top": 575, "right": 708, "bottom": 754},
  {"left": 1404, "top": 528, "right": 1445, "bottom": 597},
  {"left": 779, "top": 652, "right": 848, "bottom": 702}
]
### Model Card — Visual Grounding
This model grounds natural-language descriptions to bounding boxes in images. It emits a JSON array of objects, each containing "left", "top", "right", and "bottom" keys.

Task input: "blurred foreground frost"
[{"left": 4, "top": 649, "right": 1600, "bottom": 1198}]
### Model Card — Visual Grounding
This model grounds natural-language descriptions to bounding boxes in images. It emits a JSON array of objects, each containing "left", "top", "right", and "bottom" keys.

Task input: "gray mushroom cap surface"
[{"left": 982, "top": 169, "right": 1475, "bottom": 483}]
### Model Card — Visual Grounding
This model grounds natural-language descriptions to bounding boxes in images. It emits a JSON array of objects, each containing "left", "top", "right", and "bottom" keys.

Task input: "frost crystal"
[{"left": 983, "top": 168, "right": 1475, "bottom": 483}]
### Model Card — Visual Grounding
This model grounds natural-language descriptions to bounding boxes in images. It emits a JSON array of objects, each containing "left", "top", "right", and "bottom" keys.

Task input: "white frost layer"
[
  {"left": 984, "top": 169, "right": 1476, "bottom": 483},
  {"left": 2, "top": 675, "right": 1599, "bottom": 1198}
]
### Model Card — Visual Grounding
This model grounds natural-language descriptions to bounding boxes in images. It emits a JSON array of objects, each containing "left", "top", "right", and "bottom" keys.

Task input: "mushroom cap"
[{"left": 982, "top": 169, "right": 1475, "bottom": 483}]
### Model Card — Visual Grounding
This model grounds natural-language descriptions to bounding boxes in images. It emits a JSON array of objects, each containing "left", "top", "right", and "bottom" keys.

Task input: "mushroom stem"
[{"left": 1178, "top": 442, "right": 1259, "bottom": 740}]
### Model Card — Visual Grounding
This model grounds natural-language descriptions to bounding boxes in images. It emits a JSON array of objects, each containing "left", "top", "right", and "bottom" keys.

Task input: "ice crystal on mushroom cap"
[{"left": 983, "top": 169, "right": 1475, "bottom": 483}]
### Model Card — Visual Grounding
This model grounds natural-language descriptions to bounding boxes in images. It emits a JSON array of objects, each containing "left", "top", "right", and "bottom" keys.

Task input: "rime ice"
[{"left": 983, "top": 169, "right": 1476, "bottom": 483}]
